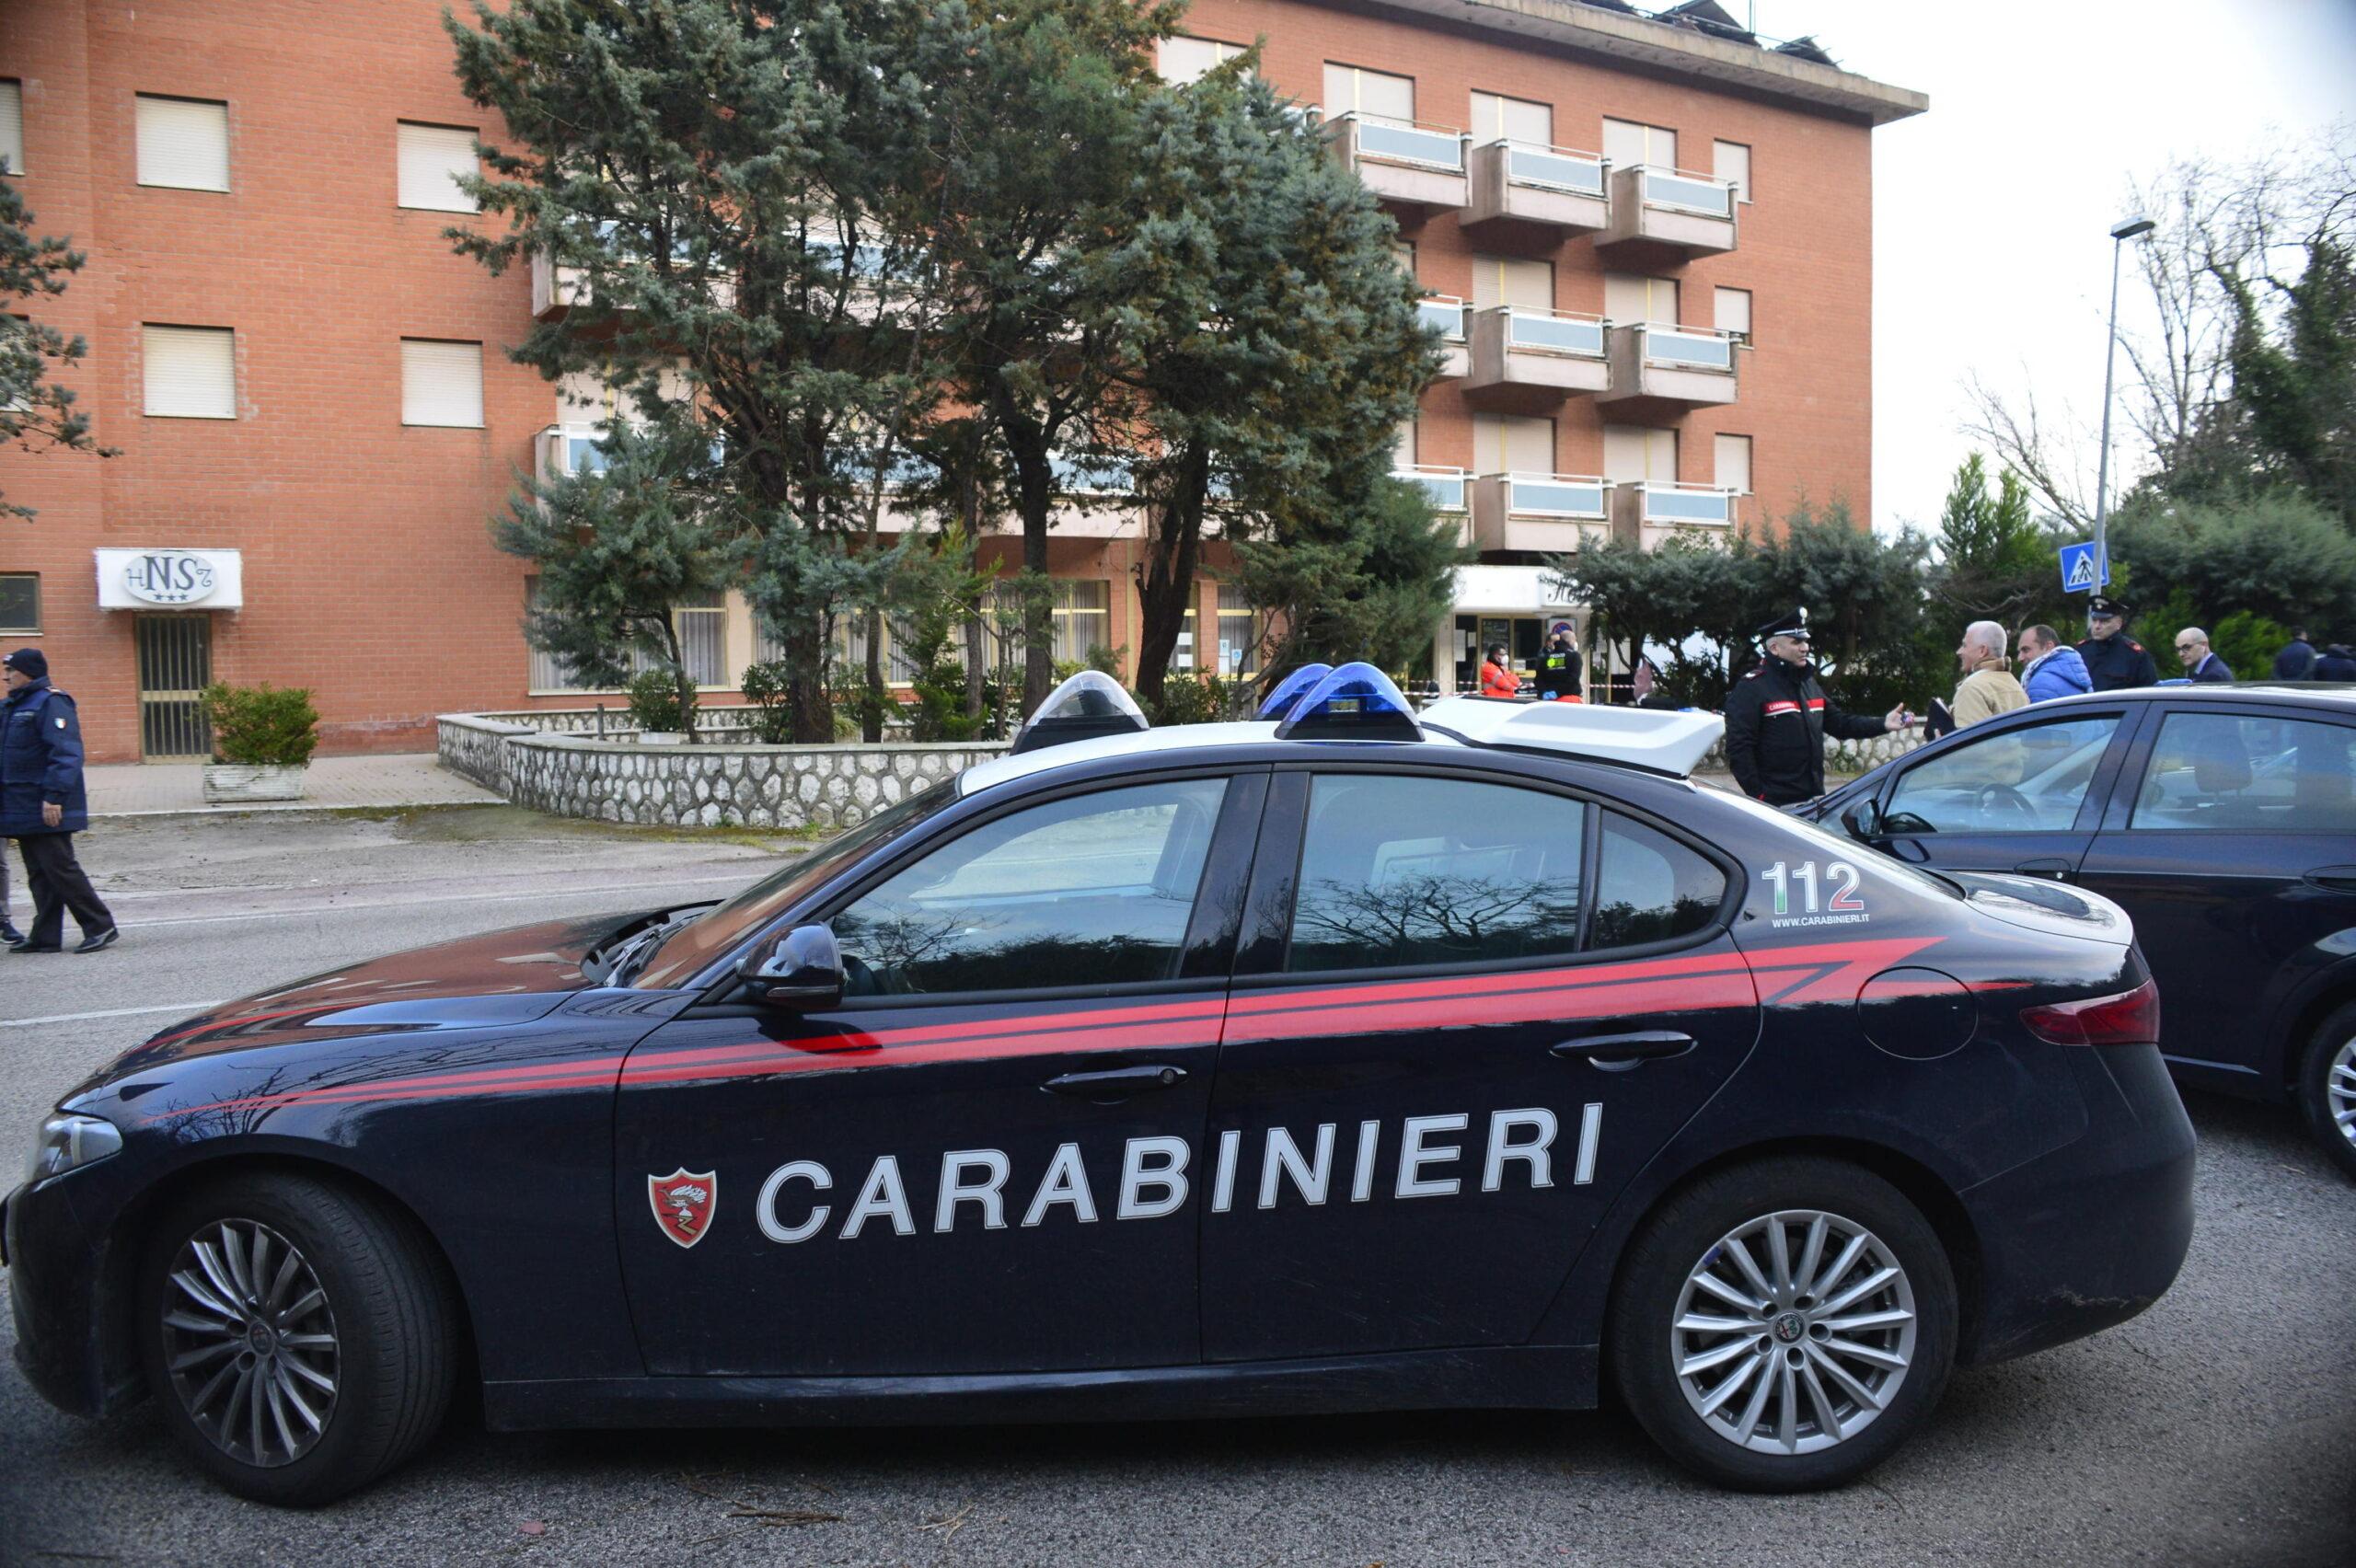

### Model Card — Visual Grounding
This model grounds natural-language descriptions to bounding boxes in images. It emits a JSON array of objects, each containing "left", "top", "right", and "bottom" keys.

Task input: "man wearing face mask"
[{"left": 1723, "top": 609, "right": 1911, "bottom": 806}]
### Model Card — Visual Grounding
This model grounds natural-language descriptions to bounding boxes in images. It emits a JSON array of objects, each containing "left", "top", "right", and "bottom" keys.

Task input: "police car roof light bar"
[
  {"left": 1011, "top": 670, "right": 1150, "bottom": 755},
  {"left": 1273, "top": 662, "right": 1424, "bottom": 743},
  {"left": 1254, "top": 663, "right": 1334, "bottom": 721},
  {"left": 1415, "top": 695, "right": 1723, "bottom": 777}
]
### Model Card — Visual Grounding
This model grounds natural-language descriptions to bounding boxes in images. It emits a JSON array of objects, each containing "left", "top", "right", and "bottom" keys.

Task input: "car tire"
[
  {"left": 2296, "top": 1001, "right": 2356, "bottom": 1183},
  {"left": 137, "top": 1170, "right": 459, "bottom": 1505},
  {"left": 1607, "top": 1156, "right": 1958, "bottom": 1493}
]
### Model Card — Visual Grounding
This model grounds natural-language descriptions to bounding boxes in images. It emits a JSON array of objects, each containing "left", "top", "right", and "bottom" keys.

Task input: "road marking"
[
  {"left": 92, "top": 872, "right": 756, "bottom": 930},
  {"left": 1, "top": 1002, "right": 229, "bottom": 1030}
]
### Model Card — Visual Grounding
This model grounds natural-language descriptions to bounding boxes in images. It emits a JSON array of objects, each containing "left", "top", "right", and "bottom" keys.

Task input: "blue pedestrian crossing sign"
[{"left": 2059, "top": 541, "right": 2110, "bottom": 593}]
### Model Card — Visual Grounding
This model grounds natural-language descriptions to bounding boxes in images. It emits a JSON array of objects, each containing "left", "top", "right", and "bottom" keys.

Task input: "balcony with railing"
[
  {"left": 1417, "top": 294, "right": 1470, "bottom": 380},
  {"left": 1328, "top": 112, "right": 1467, "bottom": 212},
  {"left": 1396, "top": 465, "right": 1474, "bottom": 547},
  {"left": 1597, "top": 165, "right": 1738, "bottom": 257},
  {"left": 1472, "top": 471, "right": 1609, "bottom": 553},
  {"left": 1465, "top": 141, "right": 1609, "bottom": 235},
  {"left": 1610, "top": 481, "right": 1736, "bottom": 548},
  {"left": 1467, "top": 306, "right": 1610, "bottom": 403},
  {"left": 1600, "top": 322, "right": 1740, "bottom": 409}
]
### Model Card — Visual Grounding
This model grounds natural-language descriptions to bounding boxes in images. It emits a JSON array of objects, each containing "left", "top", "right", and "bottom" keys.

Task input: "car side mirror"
[
  {"left": 1842, "top": 799, "right": 1884, "bottom": 841},
  {"left": 737, "top": 923, "right": 843, "bottom": 1011}
]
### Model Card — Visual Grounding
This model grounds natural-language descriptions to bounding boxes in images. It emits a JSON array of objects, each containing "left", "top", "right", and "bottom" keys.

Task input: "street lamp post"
[{"left": 2094, "top": 213, "right": 2156, "bottom": 582}]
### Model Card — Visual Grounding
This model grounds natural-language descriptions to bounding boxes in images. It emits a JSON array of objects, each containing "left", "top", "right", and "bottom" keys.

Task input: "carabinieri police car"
[{"left": 6, "top": 666, "right": 2196, "bottom": 1504}]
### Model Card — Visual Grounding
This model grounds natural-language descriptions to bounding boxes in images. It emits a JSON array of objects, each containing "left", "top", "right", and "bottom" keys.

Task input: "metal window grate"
[{"left": 136, "top": 614, "right": 214, "bottom": 761}]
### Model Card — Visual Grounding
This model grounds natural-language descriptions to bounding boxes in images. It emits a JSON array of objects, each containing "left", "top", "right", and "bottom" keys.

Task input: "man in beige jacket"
[{"left": 1952, "top": 620, "right": 2028, "bottom": 728}]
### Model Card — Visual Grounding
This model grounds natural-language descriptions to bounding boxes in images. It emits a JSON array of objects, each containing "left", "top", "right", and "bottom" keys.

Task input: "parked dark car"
[{"left": 1800, "top": 685, "right": 2356, "bottom": 1178}]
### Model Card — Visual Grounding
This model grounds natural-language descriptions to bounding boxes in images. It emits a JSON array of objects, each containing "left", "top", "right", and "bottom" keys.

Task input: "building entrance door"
[{"left": 135, "top": 614, "right": 213, "bottom": 761}]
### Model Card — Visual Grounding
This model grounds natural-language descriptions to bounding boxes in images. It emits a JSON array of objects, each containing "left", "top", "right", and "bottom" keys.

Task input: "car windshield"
[{"left": 632, "top": 781, "right": 958, "bottom": 990}]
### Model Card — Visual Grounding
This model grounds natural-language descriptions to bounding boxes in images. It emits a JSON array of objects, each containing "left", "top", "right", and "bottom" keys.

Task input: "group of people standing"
[{"left": 1, "top": 649, "right": 118, "bottom": 954}]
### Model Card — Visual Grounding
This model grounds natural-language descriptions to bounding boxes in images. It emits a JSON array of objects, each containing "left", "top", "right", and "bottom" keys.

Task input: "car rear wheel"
[
  {"left": 1608, "top": 1156, "right": 1957, "bottom": 1492},
  {"left": 2296, "top": 1002, "right": 2356, "bottom": 1182},
  {"left": 138, "top": 1171, "right": 458, "bottom": 1505}
]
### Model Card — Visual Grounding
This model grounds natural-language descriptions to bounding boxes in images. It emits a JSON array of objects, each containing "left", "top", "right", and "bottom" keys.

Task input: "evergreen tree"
[
  {"left": 1234, "top": 474, "right": 1465, "bottom": 679},
  {"left": 1928, "top": 454, "right": 2055, "bottom": 628},
  {"left": 0, "top": 174, "right": 112, "bottom": 520},
  {"left": 2219, "top": 236, "right": 2356, "bottom": 526}
]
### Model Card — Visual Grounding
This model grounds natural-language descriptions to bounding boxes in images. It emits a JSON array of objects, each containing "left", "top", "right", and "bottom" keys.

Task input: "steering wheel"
[{"left": 1973, "top": 783, "right": 2037, "bottom": 823}]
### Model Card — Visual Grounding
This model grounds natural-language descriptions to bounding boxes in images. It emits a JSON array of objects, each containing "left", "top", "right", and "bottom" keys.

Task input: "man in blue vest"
[{"left": 2, "top": 649, "right": 118, "bottom": 953}]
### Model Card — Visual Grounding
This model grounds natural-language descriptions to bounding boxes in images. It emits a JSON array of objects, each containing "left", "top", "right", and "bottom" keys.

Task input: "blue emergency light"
[
  {"left": 1254, "top": 663, "right": 1333, "bottom": 720},
  {"left": 1011, "top": 670, "right": 1150, "bottom": 755},
  {"left": 1273, "top": 662, "right": 1423, "bottom": 742}
]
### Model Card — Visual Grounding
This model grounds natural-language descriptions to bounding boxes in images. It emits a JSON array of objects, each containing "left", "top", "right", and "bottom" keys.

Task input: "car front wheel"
[
  {"left": 138, "top": 1171, "right": 458, "bottom": 1505},
  {"left": 2297, "top": 1001, "right": 2356, "bottom": 1182},
  {"left": 1608, "top": 1156, "right": 1957, "bottom": 1492}
]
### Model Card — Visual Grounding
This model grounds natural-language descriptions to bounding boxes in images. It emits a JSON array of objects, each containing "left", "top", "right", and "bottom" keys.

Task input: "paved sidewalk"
[{"left": 86, "top": 753, "right": 501, "bottom": 817}]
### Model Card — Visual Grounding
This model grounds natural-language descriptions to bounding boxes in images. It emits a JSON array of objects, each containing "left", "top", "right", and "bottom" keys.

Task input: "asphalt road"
[{"left": 3, "top": 807, "right": 2352, "bottom": 1567}]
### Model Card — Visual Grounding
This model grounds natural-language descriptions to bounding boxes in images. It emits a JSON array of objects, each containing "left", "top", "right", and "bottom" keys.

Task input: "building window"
[
  {"left": 0, "top": 573, "right": 38, "bottom": 634},
  {"left": 1472, "top": 254, "right": 1553, "bottom": 311},
  {"left": 1050, "top": 580, "right": 1111, "bottom": 665},
  {"left": 1472, "top": 412, "right": 1554, "bottom": 477},
  {"left": 525, "top": 582, "right": 727, "bottom": 692},
  {"left": 134, "top": 95, "right": 230, "bottom": 191},
  {"left": 1, "top": 79, "right": 25, "bottom": 176},
  {"left": 1602, "top": 118, "right": 1676, "bottom": 171},
  {"left": 1714, "top": 285, "right": 1752, "bottom": 341},
  {"left": 1469, "top": 91, "right": 1551, "bottom": 145},
  {"left": 142, "top": 324, "right": 237, "bottom": 419},
  {"left": 1322, "top": 63, "right": 1415, "bottom": 122},
  {"left": 396, "top": 121, "right": 479, "bottom": 213},
  {"left": 1604, "top": 424, "right": 1677, "bottom": 485},
  {"left": 1159, "top": 36, "right": 1247, "bottom": 86},
  {"left": 400, "top": 339, "right": 484, "bottom": 428},
  {"left": 832, "top": 613, "right": 925, "bottom": 686},
  {"left": 1217, "top": 584, "right": 1261, "bottom": 677},
  {"left": 1714, "top": 139, "right": 1751, "bottom": 202},
  {"left": 1715, "top": 434, "right": 1753, "bottom": 495},
  {"left": 1606, "top": 272, "right": 1679, "bottom": 326}
]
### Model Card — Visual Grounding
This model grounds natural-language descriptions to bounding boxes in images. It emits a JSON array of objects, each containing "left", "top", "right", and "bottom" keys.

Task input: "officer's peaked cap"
[
  {"left": 2086, "top": 595, "right": 2131, "bottom": 618},
  {"left": 1756, "top": 607, "right": 1808, "bottom": 642}
]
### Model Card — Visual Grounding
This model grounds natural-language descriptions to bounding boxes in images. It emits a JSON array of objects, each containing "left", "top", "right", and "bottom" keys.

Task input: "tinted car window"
[
  {"left": 832, "top": 778, "right": 1227, "bottom": 995},
  {"left": 1286, "top": 775, "right": 1587, "bottom": 974},
  {"left": 1590, "top": 812, "right": 1726, "bottom": 949},
  {"left": 2130, "top": 712, "right": 2356, "bottom": 832},
  {"left": 1885, "top": 715, "right": 2120, "bottom": 833}
]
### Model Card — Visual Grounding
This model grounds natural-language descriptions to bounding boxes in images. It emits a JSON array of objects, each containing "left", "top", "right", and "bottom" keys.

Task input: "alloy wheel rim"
[
  {"left": 1670, "top": 1207, "right": 1917, "bottom": 1456},
  {"left": 2330, "top": 1036, "right": 2356, "bottom": 1151},
  {"left": 160, "top": 1218, "right": 340, "bottom": 1468}
]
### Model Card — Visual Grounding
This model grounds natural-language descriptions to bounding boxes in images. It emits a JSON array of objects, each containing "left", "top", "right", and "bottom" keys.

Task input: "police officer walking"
[
  {"left": 1723, "top": 610, "right": 1911, "bottom": 806},
  {"left": 1533, "top": 626, "right": 1582, "bottom": 701},
  {"left": 2075, "top": 596, "right": 2157, "bottom": 692},
  {"left": 2, "top": 650, "right": 119, "bottom": 953}
]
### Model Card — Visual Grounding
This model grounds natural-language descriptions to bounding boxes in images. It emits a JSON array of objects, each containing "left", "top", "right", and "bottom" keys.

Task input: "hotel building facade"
[{"left": 0, "top": 0, "right": 1923, "bottom": 763}]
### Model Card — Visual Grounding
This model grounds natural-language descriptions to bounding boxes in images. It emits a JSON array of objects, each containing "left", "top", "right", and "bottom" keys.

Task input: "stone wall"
[
  {"left": 437, "top": 712, "right": 1010, "bottom": 829},
  {"left": 1693, "top": 727, "right": 1928, "bottom": 779}
]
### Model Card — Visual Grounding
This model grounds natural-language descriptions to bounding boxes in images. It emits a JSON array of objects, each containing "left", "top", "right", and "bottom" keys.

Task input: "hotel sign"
[{"left": 96, "top": 548, "right": 245, "bottom": 610}]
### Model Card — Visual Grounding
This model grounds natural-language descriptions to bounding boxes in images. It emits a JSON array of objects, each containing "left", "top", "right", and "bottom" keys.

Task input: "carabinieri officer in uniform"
[
  {"left": 1722, "top": 609, "right": 1911, "bottom": 806},
  {"left": 2075, "top": 595, "right": 2158, "bottom": 692}
]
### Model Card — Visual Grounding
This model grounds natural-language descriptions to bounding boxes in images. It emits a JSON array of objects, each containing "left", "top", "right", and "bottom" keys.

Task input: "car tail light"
[{"left": 2018, "top": 978, "right": 2160, "bottom": 1046}]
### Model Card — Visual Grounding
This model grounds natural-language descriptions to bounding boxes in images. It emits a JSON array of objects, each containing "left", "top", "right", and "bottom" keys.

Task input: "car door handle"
[
  {"left": 2014, "top": 858, "right": 2075, "bottom": 880},
  {"left": 2304, "top": 865, "right": 2356, "bottom": 893},
  {"left": 1042, "top": 1064, "right": 1190, "bottom": 1101},
  {"left": 1551, "top": 1032, "right": 1696, "bottom": 1071}
]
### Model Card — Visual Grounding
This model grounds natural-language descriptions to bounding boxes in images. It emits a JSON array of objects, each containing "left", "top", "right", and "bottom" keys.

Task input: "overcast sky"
[{"left": 1747, "top": 0, "right": 2356, "bottom": 537}]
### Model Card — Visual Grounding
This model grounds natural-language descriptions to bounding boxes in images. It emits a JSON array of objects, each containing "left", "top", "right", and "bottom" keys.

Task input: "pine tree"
[{"left": 0, "top": 175, "right": 112, "bottom": 520}]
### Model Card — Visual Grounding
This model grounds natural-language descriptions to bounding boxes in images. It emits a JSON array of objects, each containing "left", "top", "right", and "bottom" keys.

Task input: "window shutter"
[
  {"left": 142, "top": 325, "right": 237, "bottom": 419},
  {"left": 1715, "top": 286, "right": 1752, "bottom": 337},
  {"left": 1714, "top": 140, "right": 1751, "bottom": 201},
  {"left": 1324, "top": 63, "right": 1414, "bottom": 122},
  {"left": 1471, "top": 92, "right": 1551, "bottom": 145},
  {"left": 1473, "top": 256, "right": 1551, "bottom": 311},
  {"left": 397, "top": 121, "right": 478, "bottom": 212},
  {"left": 0, "top": 80, "right": 24, "bottom": 176},
  {"left": 1601, "top": 119, "right": 1645, "bottom": 168},
  {"left": 1160, "top": 37, "right": 1242, "bottom": 86},
  {"left": 135, "top": 96, "right": 230, "bottom": 191},
  {"left": 1715, "top": 434, "right": 1753, "bottom": 494},
  {"left": 401, "top": 339, "right": 484, "bottom": 428}
]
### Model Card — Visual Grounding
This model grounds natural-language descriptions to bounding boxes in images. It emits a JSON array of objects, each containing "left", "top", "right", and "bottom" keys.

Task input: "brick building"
[{"left": 0, "top": 0, "right": 1922, "bottom": 763}]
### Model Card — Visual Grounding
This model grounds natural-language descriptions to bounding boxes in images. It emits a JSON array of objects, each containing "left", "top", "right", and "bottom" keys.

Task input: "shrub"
[
  {"left": 738, "top": 660, "right": 795, "bottom": 744},
  {"left": 624, "top": 668, "right": 687, "bottom": 733},
  {"left": 1149, "top": 674, "right": 1237, "bottom": 726},
  {"left": 201, "top": 683, "right": 320, "bottom": 767}
]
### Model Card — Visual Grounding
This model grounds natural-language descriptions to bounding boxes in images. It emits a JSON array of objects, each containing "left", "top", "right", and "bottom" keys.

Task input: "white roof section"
[
  {"left": 1418, "top": 697, "right": 1724, "bottom": 777},
  {"left": 957, "top": 721, "right": 1295, "bottom": 796}
]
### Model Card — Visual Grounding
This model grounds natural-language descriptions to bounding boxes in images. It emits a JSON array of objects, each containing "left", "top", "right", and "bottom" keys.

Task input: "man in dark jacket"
[
  {"left": 2314, "top": 642, "right": 2356, "bottom": 681},
  {"left": 1723, "top": 609, "right": 1911, "bottom": 805},
  {"left": 2273, "top": 628, "right": 2316, "bottom": 680},
  {"left": 1533, "top": 626, "right": 1583, "bottom": 701},
  {"left": 2, "top": 649, "right": 118, "bottom": 953},
  {"left": 2076, "top": 596, "right": 2158, "bottom": 692}
]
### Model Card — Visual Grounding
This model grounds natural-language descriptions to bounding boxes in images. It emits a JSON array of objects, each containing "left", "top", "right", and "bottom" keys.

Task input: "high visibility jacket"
[{"left": 1479, "top": 661, "right": 1520, "bottom": 698}]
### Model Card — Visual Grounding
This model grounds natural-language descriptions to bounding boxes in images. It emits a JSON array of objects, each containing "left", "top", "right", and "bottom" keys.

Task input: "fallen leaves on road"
[
  {"left": 918, "top": 1500, "right": 976, "bottom": 1541},
  {"left": 679, "top": 1470, "right": 844, "bottom": 1529}
]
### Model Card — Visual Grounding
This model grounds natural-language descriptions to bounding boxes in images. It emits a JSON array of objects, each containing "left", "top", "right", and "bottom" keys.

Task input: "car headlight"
[{"left": 27, "top": 1113, "right": 123, "bottom": 1184}]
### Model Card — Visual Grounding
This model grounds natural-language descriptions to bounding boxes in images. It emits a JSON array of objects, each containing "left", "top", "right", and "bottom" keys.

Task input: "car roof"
[
  {"left": 2035, "top": 683, "right": 2356, "bottom": 709},
  {"left": 958, "top": 721, "right": 1468, "bottom": 796}
]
